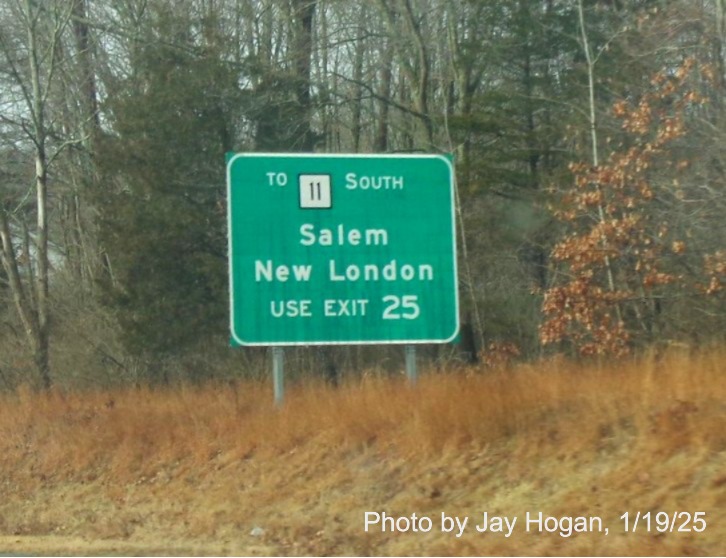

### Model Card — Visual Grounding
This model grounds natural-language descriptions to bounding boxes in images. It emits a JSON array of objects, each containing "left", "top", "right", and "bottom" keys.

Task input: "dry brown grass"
[{"left": 0, "top": 348, "right": 724, "bottom": 555}]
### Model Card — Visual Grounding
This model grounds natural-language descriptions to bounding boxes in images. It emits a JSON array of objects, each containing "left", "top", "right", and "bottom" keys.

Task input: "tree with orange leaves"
[{"left": 540, "top": 57, "right": 709, "bottom": 356}]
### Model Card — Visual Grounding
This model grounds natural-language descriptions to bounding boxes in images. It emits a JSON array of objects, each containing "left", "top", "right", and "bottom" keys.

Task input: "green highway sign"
[{"left": 227, "top": 153, "right": 459, "bottom": 346}]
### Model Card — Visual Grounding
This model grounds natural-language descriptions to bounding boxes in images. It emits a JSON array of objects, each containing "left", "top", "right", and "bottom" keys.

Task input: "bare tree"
[
  {"left": 0, "top": 0, "right": 76, "bottom": 388},
  {"left": 373, "top": 0, "right": 433, "bottom": 147}
]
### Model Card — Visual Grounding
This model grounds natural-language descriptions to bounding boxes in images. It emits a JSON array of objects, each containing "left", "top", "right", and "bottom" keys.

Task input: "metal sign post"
[
  {"left": 272, "top": 346, "right": 285, "bottom": 405},
  {"left": 405, "top": 345, "right": 417, "bottom": 385}
]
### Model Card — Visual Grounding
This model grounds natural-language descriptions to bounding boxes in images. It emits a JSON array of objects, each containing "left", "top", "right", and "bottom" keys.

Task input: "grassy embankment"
[{"left": 0, "top": 349, "right": 724, "bottom": 555}]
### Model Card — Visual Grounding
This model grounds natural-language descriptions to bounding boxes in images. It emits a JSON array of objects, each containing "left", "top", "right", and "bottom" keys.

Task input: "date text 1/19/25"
[{"left": 620, "top": 511, "right": 706, "bottom": 533}]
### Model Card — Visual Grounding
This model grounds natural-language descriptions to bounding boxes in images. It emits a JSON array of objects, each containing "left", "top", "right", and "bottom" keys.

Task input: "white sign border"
[{"left": 226, "top": 152, "right": 460, "bottom": 347}]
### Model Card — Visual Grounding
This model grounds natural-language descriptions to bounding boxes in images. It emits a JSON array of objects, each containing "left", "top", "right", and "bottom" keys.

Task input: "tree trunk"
[
  {"left": 374, "top": 39, "right": 393, "bottom": 152},
  {"left": 25, "top": 0, "right": 52, "bottom": 389},
  {"left": 72, "top": 0, "right": 100, "bottom": 142},
  {"left": 577, "top": 0, "right": 620, "bottom": 323},
  {"left": 350, "top": 5, "right": 366, "bottom": 153},
  {"left": 292, "top": 0, "right": 317, "bottom": 151}
]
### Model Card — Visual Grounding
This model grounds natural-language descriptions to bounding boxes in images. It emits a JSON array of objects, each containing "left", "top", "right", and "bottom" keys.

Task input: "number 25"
[{"left": 382, "top": 295, "right": 420, "bottom": 320}]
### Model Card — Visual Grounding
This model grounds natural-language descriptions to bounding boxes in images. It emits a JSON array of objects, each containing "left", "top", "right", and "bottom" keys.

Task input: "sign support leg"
[
  {"left": 405, "top": 345, "right": 417, "bottom": 385},
  {"left": 272, "top": 346, "right": 285, "bottom": 405}
]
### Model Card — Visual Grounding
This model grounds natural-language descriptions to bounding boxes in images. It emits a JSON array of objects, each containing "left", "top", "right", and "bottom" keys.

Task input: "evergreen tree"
[{"left": 97, "top": 9, "right": 238, "bottom": 363}]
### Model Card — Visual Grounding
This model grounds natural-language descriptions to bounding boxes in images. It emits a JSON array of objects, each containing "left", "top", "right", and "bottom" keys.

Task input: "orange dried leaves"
[{"left": 541, "top": 59, "right": 703, "bottom": 356}]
